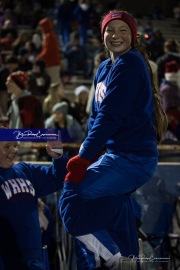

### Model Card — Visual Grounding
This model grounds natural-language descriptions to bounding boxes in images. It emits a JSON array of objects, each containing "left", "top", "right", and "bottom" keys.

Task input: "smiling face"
[
  {"left": 103, "top": 19, "right": 132, "bottom": 61},
  {"left": 0, "top": 142, "right": 18, "bottom": 168}
]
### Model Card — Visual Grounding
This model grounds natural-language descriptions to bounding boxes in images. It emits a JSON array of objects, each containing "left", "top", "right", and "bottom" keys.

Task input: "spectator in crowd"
[
  {"left": 24, "top": 40, "right": 39, "bottom": 63},
  {"left": 0, "top": 131, "right": 68, "bottom": 270},
  {"left": 173, "top": 2, "right": 180, "bottom": 25},
  {"left": 73, "top": 0, "right": 94, "bottom": 47},
  {"left": 0, "top": 19, "right": 17, "bottom": 50},
  {"left": 56, "top": 0, "right": 74, "bottom": 49},
  {"left": 31, "top": 29, "right": 42, "bottom": 54},
  {"left": 12, "top": 30, "right": 31, "bottom": 56},
  {"left": 0, "top": 35, "right": 15, "bottom": 51},
  {"left": 17, "top": 47, "right": 33, "bottom": 72},
  {"left": 63, "top": 31, "right": 88, "bottom": 79},
  {"left": 160, "top": 60, "right": 180, "bottom": 141},
  {"left": 59, "top": 10, "right": 167, "bottom": 269},
  {"left": 71, "top": 85, "right": 89, "bottom": 132},
  {"left": 6, "top": 70, "right": 44, "bottom": 128},
  {"left": 42, "top": 82, "right": 72, "bottom": 119},
  {"left": 0, "top": 8, "right": 17, "bottom": 28},
  {"left": 28, "top": 59, "right": 51, "bottom": 101},
  {"left": 0, "top": 54, "right": 19, "bottom": 115},
  {"left": 142, "top": 21, "right": 154, "bottom": 42},
  {"left": 156, "top": 39, "right": 180, "bottom": 86},
  {"left": 0, "top": 18, "right": 18, "bottom": 39},
  {"left": 13, "top": 0, "right": 32, "bottom": 25},
  {"left": 36, "top": 17, "right": 62, "bottom": 84},
  {"left": 45, "top": 101, "right": 85, "bottom": 143},
  {"left": 148, "top": 28, "right": 165, "bottom": 61},
  {"left": 29, "top": 2, "right": 47, "bottom": 29}
]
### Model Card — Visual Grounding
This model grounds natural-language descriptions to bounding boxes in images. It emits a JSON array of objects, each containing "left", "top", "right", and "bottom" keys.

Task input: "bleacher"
[{"left": 137, "top": 18, "right": 180, "bottom": 43}]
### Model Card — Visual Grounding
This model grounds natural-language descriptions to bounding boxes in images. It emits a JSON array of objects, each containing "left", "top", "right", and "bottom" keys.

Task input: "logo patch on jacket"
[{"left": 95, "top": 82, "right": 107, "bottom": 104}]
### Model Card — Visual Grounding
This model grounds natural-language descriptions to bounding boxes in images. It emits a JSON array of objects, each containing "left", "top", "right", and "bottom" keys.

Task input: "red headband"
[{"left": 101, "top": 11, "right": 137, "bottom": 45}]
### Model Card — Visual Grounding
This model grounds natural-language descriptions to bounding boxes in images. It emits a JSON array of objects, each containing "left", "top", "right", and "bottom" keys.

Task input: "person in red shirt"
[{"left": 36, "top": 17, "right": 61, "bottom": 84}]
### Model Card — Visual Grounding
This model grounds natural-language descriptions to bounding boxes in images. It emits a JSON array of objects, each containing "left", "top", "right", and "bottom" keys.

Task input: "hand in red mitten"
[{"left": 64, "top": 155, "right": 91, "bottom": 183}]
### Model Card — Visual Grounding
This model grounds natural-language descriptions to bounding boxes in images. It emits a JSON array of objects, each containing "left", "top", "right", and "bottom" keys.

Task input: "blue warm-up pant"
[{"left": 59, "top": 153, "right": 158, "bottom": 269}]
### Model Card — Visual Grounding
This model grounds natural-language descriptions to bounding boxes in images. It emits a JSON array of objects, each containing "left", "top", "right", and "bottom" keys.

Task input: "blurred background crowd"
[
  {"left": 0, "top": 0, "right": 179, "bottom": 153},
  {"left": 0, "top": 1, "right": 180, "bottom": 269}
]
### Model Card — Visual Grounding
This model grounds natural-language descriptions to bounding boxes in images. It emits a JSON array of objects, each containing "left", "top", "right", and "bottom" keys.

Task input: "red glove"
[{"left": 64, "top": 155, "right": 91, "bottom": 183}]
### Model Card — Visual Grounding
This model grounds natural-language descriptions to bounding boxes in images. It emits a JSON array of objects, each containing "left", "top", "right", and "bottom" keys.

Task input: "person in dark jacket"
[
  {"left": 28, "top": 59, "right": 51, "bottom": 100},
  {"left": 56, "top": 0, "right": 74, "bottom": 48},
  {"left": 156, "top": 39, "right": 180, "bottom": 86}
]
